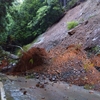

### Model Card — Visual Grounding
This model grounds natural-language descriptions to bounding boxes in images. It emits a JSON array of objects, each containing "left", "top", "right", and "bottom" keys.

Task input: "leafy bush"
[
  {"left": 65, "top": 0, "right": 78, "bottom": 10},
  {"left": 67, "top": 21, "right": 78, "bottom": 30},
  {"left": 5, "top": 0, "right": 63, "bottom": 46},
  {"left": 66, "top": 0, "right": 86, "bottom": 10}
]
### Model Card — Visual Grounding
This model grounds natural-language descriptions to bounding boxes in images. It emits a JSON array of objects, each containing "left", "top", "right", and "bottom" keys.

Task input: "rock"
[
  {"left": 89, "top": 91, "right": 94, "bottom": 94},
  {"left": 36, "top": 75, "right": 39, "bottom": 79},
  {"left": 23, "top": 91, "right": 27, "bottom": 95},
  {"left": 52, "top": 77, "right": 56, "bottom": 81},
  {"left": 95, "top": 66, "right": 100, "bottom": 72},
  {"left": 84, "top": 20, "right": 88, "bottom": 25},
  {"left": 36, "top": 82, "right": 40, "bottom": 87},
  {"left": 7, "top": 53, "right": 19, "bottom": 60},
  {"left": 36, "top": 82, "right": 45, "bottom": 88},
  {"left": 40, "top": 84, "right": 45, "bottom": 88},
  {"left": 68, "top": 29, "right": 76, "bottom": 36},
  {"left": 44, "top": 81, "right": 48, "bottom": 84}
]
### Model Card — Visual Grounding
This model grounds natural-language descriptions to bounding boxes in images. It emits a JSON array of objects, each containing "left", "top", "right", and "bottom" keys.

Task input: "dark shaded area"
[
  {"left": 95, "top": 66, "right": 100, "bottom": 72},
  {"left": 0, "top": 0, "right": 14, "bottom": 32}
]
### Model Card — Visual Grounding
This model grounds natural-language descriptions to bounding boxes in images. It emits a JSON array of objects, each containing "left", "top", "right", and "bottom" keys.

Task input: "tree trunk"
[{"left": 63, "top": 0, "right": 67, "bottom": 7}]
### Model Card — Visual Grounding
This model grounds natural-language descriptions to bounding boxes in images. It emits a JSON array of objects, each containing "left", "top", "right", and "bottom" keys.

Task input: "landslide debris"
[
  {"left": 10, "top": 45, "right": 100, "bottom": 91},
  {"left": 2, "top": 0, "right": 100, "bottom": 91}
]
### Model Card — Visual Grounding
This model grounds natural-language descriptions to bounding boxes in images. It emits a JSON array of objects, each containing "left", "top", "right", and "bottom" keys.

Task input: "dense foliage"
[
  {"left": 0, "top": 0, "right": 14, "bottom": 31},
  {"left": 0, "top": 0, "right": 86, "bottom": 50},
  {"left": 3, "top": 0, "right": 63, "bottom": 47},
  {"left": 0, "top": 0, "right": 14, "bottom": 46}
]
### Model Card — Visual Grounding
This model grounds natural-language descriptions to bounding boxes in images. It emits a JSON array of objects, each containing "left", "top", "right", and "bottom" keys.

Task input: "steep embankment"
[
  {"left": 11, "top": 0, "right": 100, "bottom": 91},
  {"left": 30, "top": 0, "right": 100, "bottom": 51}
]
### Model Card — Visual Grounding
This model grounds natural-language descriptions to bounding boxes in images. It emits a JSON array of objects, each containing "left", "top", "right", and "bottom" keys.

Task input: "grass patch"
[
  {"left": 25, "top": 74, "right": 34, "bottom": 79},
  {"left": 91, "top": 45, "right": 100, "bottom": 55},
  {"left": 16, "top": 44, "right": 31, "bottom": 57},
  {"left": 84, "top": 84, "right": 94, "bottom": 90},
  {"left": 85, "top": 45, "right": 100, "bottom": 57},
  {"left": 67, "top": 21, "right": 78, "bottom": 30}
]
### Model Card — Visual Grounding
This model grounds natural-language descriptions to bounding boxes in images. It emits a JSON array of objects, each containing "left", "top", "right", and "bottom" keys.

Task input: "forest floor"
[{"left": 1, "top": 0, "right": 100, "bottom": 93}]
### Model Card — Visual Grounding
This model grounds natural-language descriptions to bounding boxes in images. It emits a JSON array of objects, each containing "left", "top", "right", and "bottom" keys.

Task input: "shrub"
[
  {"left": 91, "top": 45, "right": 100, "bottom": 55},
  {"left": 67, "top": 21, "right": 78, "bottom": 30},
  {"left": 66, "top": 0, "right": 78, "bottom": 10},
  {"left": 84, "top": 84, "right": 94, "bottom": 90}
]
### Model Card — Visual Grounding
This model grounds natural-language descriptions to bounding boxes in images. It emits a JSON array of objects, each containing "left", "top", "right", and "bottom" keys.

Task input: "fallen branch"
[
  {"left": 8, "top": 44, "right": 24, "bottom": 52},
  {"left": 0, "top": 45, "right": 20, "bottom": 60},
  {"left": 6, "top": 52, "right": 19, "bottom": 60}
]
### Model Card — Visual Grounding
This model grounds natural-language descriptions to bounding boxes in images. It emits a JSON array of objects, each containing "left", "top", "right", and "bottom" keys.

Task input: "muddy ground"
[{"left": 2, "top": 76, "right": 100, "bottom": 100}]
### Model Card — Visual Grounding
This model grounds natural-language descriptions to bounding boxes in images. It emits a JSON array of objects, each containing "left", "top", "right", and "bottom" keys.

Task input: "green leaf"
[{"left": 29, "top": 58, "right": 34, "bottom": 64}]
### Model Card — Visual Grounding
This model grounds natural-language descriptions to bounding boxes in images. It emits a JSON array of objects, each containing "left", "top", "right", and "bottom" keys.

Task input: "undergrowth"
[{"left": 67, "top": 21, "right": 78, "bottom": 30}]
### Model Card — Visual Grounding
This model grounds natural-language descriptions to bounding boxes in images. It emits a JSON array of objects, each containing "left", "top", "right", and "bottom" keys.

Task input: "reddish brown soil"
[
  {"left": 12, "top": 47, "right": 49, "bottom": 72},
  {"left": 0, "top": 59, "right": 9, "bottom": 69},
  {"left": 91, "top": 54, "right": 100, "bottom": 67},
  {"left": 11, "top": 45, "right": 100, "bottom": 90}
]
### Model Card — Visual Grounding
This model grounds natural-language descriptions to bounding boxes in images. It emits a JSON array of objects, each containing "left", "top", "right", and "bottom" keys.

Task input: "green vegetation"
[
  {"left": 0, "top": 0, "right": 14, "bottom": 47},
  {"left": 0, "top": 0, "right": 85, "bottom": 51},
  {"left": 91, "top": 45, "right": 100, "bottom": 55},
  {"left": 0, "top": 0, "right": 63, "bottom": 49},
  {"left": 66, "top": 0, "right": 78, "bottom": 10},
  {"left": 67, "top": 21, "right": 78, "bottom": 30},
  {"left": 84, "top": 84, "right": 94, "bottom": 90},
  {"left": 86, "top": 45, "right": 100, "bottom": 56},
  {"left": 29, "top": 58, "right": 34, "bottom": 64},
  {"left": 25, "top": 74, "right": 34, "bottom": 79}
]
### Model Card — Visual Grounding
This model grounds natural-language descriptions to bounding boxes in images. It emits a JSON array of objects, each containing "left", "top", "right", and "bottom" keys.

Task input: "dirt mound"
[
  {"left": 12, "top": 47, "right": 49, "bottom": 73},
  {"left": 11, "top": 45, "right": 100, "bottom": 88},
  {"left": 48, "top": 45, "right": 100, "bottom": 86}
]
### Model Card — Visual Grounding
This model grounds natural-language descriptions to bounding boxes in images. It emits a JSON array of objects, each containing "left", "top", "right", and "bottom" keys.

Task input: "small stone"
[
  {"left": 89, "top": 91, "right": 94, "bottom": 94},
  {"left": 84, "top": 20, "right": 88, "bottom": 25},
  {"left": 23, "top": 91, "right": 27, "bottom": 95},
  {"left": 49, "top": 78, "right": 52, "bottom": 81},
  {"left": 44, "top": 81, "right": 48, "bottom": 84},
  {"left": 36, "top": 75, "right": 39, "bottom": 79},
  {"left": 52, "top": 77, "right": 56, "bottom": 81},
  {"left": 68, "top": 30, "right": 76, "bottom": 35},
  {"left": 41, "top": 97, "right": 45, "bottom": 99},
  {"left": 40, "top": 84, "right": 44, "bottom": 88},
  {"left": 36, "top": 82, "right": 40, "bottom": 87}
]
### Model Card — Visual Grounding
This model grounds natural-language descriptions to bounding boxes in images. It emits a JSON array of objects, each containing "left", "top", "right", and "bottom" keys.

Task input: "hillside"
[{"left": 7, "top": 0, "right": 100, "bottom": 91}]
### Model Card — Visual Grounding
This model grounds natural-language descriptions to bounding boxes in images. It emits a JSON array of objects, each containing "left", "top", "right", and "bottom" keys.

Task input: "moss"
[
  {"left": 25, "top": 74, "right": 34, "bottom": 79},
  {"left": 67, "top": 21, "right": 78, "bottom": 30},
  {"left": 84, "top": 84, "right": 94, "bottom": 90}
]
